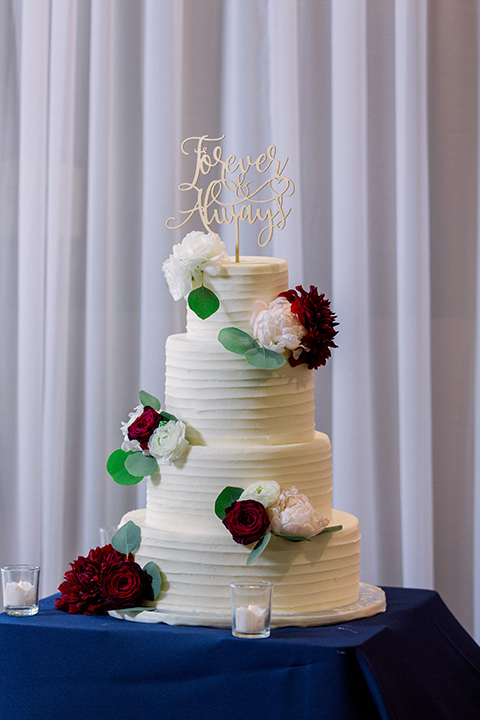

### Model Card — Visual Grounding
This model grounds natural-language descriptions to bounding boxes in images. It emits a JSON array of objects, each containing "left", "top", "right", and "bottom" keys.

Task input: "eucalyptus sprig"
[
  {"left": 218, "top": 327, "right": 286, "bottom": 370},
  {"left": 188, "top": 274, "right": 220, "bottom": 319}
]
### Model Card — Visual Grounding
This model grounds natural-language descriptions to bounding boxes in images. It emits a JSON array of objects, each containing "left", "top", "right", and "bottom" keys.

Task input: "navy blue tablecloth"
[{"left": 0, "top": 587, "right": 479, "bottom": 720}]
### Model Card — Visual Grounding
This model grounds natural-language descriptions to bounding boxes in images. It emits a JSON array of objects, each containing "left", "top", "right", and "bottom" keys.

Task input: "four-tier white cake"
[{"left": 119, "top": 252, "right": 361, "bottom": 617}]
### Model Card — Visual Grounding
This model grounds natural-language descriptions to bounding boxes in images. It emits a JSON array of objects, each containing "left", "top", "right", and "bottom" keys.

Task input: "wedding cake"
[{"left": 117, "top": 232, "right": 361, "bottom": 618}]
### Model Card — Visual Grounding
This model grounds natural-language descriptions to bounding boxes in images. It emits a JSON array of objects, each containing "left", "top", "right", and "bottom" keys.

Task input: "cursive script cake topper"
[{"left": 166, "top": 135, "right": 295, "bottom": 262}]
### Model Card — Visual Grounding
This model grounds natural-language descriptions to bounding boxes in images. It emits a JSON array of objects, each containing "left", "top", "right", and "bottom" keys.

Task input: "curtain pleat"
[
  {"left": 1, "top": 0, "right": 479, "bottom": 642},
  {"left": 394, "top": 0, "right": 434, "bottom": 587}
]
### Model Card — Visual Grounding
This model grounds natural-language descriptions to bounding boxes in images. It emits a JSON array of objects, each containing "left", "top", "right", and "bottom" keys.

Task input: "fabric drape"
[{"left": 1, "top": 0, "right": 479, "bottom": 642}]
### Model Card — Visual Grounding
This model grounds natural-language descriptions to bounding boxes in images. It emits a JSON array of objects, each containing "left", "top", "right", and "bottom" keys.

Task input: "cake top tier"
[{"left": 186, "top": 256, "right": 288, "bottom": 339}]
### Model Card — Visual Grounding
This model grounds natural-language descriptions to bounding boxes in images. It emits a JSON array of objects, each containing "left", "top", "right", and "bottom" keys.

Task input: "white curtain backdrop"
[{"left": 1, "top": 0, "right": 479, "bottom": 641}]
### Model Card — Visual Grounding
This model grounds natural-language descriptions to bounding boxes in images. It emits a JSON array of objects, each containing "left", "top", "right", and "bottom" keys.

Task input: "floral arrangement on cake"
[
  {"left": 56, "top": 521, "right": 161, "bottom": 615},
  {"left": 162, "top": 230, "right": 229, "bottom": 319},
  {"left": 215, "top": 482, "right": 341, "bottom": 564},
  {"left": 218, "top": 285, "right": 338, "bottom": 370},
  {"left": 107, "top": 390, "right": 189, "bottom": 485}
]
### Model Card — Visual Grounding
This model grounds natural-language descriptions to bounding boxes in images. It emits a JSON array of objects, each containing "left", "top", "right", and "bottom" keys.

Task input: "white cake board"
[{"left": 108, "top": 582, "right": 386, "bottom": 629}]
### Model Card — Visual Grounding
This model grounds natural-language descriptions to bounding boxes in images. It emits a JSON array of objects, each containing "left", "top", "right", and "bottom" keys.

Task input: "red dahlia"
[
  {"left": 222, "top": 499, "right": 271, "bottom": 545},
  {"left": 55, "top": 544, "right": 150, "bottom": 615},
  {"left": 278, "top": 285, "right": 338, "bottom": 370}
]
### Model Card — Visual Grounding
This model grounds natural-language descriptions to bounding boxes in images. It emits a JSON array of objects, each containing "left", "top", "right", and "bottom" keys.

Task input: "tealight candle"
[
  {"left": 5, "top": 580, "right": 36, "bottom": 607},
  {"left": 235, "top": 604, "right": 268, "bottom": 634},
  {"left": 230, "top": 581, "right": 273, "bottom": 638},
  {"left": 1, "top": 565, "right": 40, "bottom": 617}
]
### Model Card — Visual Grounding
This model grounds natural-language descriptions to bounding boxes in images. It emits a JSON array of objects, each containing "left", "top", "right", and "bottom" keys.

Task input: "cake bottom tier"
[{"left": 119, "top": 508, "right": 361, "bottom": 616}]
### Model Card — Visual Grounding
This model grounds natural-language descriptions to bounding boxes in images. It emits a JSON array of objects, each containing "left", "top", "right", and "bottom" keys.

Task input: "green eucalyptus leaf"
[
  {"left": 246, "top": 533, "right": 272, "bottom": 565},
  {"left": 111, "top": 521, "right": 141, "bottom": 555},
  {"left": 107, "top": 448, "right": 130, "bottom": 476},
  {"left": 160, "top": 411, "right": 178, "bottom": 423},
  {"left": 274, "top": 533, "right": 312, "bottom": 542},
  {"left": 125, "top": 452, "right": 158, "bottom": 478},
  {"left": 321, "top": 525, "right": 343, "bottom": 534},
  {"left": 107, "top": 449, "right": 143, "bottom": 486},
  {"left": 143, "top": 561, "right": 162, "bottom": 600},
  {"left": 244, "top": 346, "right": 286, "bottom": 369},
  {"left": 214, "top": 486, "right": 243, "bottom": 519},
  {"left": 218, "top": 327, "right": 259, "bottom": 355},
  {"left": 138, "top": 390, "right": 161, "bottom": 411},
  {"left": 188, "top": 285, "right": 220, "bottom": 319}
]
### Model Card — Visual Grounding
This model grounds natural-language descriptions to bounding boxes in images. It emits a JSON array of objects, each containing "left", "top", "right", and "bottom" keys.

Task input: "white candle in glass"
[
  {"left": 235, "top": 604, "right": 267, "bottom": 634},
  {"left": 5, "top": 580, "right": 36, "bottom": 607}
]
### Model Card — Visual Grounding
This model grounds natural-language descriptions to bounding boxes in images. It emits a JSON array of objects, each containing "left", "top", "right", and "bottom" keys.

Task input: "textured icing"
[
  {"left": 146, "top": 432, "right": 333, "bottom": 532},
  {"left": 121, "top": 508, "right": 360, "bottom": 614},
  {"left": 186, "top": 256, "right": 288, "bottom": 338},
  {"left": 165, "top": 335, "right": 315, "bottom": 445}
]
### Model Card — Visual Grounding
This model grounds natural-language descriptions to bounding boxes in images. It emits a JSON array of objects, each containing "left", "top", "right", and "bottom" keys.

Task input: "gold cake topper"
[{"left": 166, "top": 135, "right": 295, "bottom": 262}]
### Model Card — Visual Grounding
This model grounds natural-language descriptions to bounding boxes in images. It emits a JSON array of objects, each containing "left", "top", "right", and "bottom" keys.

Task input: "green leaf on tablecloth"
[
  {"left": 188, "top": 285, "right": 220, "bottom": 319},
  {"left": 138, "top": 390, "right": 161, "bottom": 411},
  {"left": 244, "top": 346, "right": 286, "bottom": 369},
  {"left": 214, "top": 486, "right": 243, "bottom": 520},
  {"left": 218, "top": 327, "right": 259, "bottom": 355},
  {"left": 111, "top": 521, "right": 141, "bottom": 556},
  {"left": 116, "top": 606, "right": 156, "bottom": 613},
  {"left": 143, "top": 561, "right": 162, "bottom": 600},
  {"left": 125, "top": 451, "right": 158, "bottom": 478},
  {"left": 107, "top": 449, "right": 143, "bottom": 485},
  {"left": 247, "top": 533, "right": 272, "bottom": 565}
]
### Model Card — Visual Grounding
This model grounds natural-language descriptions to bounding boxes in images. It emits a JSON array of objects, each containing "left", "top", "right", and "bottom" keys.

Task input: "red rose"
[
  {"left": 128, "top": 406, "right": 162, "bottom": 449},
  {"left": 101, "top": 560, "right": 150, "bottom": 610},
  {"left": 222, "top": 500, "right": 270, "bottom": 545},
  {"left": 55, "top": 544, "right": 150, "bottom": 615},
  {"left": 278, "top": 285, "right": 338, "bottom": 370}
]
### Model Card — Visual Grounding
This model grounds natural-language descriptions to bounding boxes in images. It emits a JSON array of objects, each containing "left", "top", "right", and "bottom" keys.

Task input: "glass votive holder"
[
  {"left": 1, "top": 565, "right": 40, "bottom": 617},
  {"left": 230, "top": 580, "right": 273, "bottom": 638}
]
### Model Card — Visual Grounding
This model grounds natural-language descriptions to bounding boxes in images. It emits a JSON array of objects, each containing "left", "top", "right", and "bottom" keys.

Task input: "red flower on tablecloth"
[
  {"left": 55, "top": 544, "right": 151, "bottom": 615},
  {"left": 222, "top": 499, "right": 271, "bottom": 545},
  {"left": 278, "top": 285, "right": 338, "bottom": 369}
]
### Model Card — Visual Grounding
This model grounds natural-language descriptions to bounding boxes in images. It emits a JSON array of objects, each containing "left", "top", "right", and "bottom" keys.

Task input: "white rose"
[
  {"left": 175, "top": 231, "right": 229, "bottom": 276},
  {"left": 162, "top": 254, "right": 193, "bottom": 301},
  {"left": 120, "top": 404, "right": 144, "bottom": 452},
  {"left": 267, "top": 487, "right": 329, "bottom": 538},
  {"left": 239, "top": 480, "right": 281, "bottom": 508},
  {"left": 251, "top": 297, "right": 306, "bottom": 354},
  {"left": 148, "top": 420, "right": 189, "bottom": 465}
]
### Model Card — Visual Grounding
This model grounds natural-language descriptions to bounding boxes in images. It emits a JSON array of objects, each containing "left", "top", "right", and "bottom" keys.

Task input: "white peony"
[
  {"left": 162, "top": 254, "right": 194, "bottom": 301},
  {"left": 267, "top": 486, "right": 329, "bottom": 538},
  {"left": 174, "top": 231, "right": 229, "bottom": 276},
  {"left": 120, "top": 404, "right": 144, "bottom": 452},
  {"left": 163, "top": 231, "right": 229, "bottom": 301},
  {"left": 251, "top": 297, "right": 306, "bottom": 354},
  {"left": 148, "top": 420, "right": 189, "bottom": 465},
  {"left": 239, "top": 480, "right": 281, "bottom": 508}
]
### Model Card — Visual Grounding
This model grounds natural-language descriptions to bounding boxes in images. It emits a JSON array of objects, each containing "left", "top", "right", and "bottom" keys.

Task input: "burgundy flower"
[
  {"left": 55, "top": 544, "right": 150, "bottom": 615},
  {"left": 101, "top": 559, "right": 150, "bottom": 610},
  {"left": 128, "top": 406, "right": 162, "bottom": 450},
  {"left": 278, "top": 285, "right": 338, "bottom": 370},
  {"left": 222, "top": 500, "right": 271, "bottom": 545}
]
